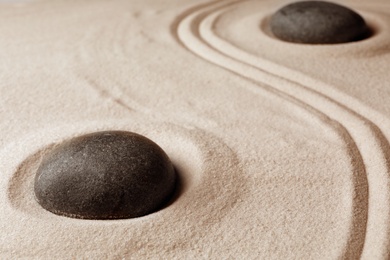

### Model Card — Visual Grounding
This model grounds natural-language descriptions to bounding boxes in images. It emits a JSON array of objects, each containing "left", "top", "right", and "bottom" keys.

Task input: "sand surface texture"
[{"left": 1, "top": 0, "right": 390, "bottom": 259}]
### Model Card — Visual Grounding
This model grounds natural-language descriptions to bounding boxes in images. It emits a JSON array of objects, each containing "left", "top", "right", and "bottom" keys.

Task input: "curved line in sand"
[{"left": 174, "top": 0, "right": 390, "bottom": 259}]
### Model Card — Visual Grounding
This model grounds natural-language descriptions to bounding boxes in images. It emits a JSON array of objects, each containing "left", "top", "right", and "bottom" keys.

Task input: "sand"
[{"left": 0, "top": 0, "right": 389, "bottom": 258}]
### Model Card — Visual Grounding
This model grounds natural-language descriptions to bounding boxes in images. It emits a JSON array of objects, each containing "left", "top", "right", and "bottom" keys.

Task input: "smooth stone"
[
  {"left": 269, "top": 1, "right": 370, "bottom": 44},
  {"left": 34, "top": 131, "right": 176, "bottom": 219}
]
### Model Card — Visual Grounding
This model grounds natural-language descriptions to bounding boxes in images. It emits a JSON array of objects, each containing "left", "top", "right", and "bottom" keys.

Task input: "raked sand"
[{"left": 0, "top": 0, "right": 390, "bottom": 258}]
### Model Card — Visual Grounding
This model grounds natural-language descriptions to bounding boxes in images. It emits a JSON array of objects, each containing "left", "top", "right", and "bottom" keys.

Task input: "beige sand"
[{"left": 0, "top": 0, "right": 389, "bottom": 258}]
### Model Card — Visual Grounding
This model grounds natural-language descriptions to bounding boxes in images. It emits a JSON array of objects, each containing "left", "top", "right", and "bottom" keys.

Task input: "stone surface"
[
  {"left": 269, "top": 1, "right": 370, "bottom": 44},
  {"left": 34, "top": 131, "right": 176, "bottom": 219}
]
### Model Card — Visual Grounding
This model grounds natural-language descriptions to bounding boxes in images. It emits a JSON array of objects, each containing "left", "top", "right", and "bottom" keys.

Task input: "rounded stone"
[
  {"left": 34, "top": 131, "right": 176, "bottom": 219},
  {"left": 269, "top": 1, "right": 370, "bottom": 44}
]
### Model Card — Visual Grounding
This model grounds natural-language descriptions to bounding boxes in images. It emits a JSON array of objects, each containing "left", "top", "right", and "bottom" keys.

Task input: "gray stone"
[
  {"left": 34, "top": 131, "right": 176, "bottom": 219},
  {"left": 270, "top": 1, "right": 370, "bottom": 44}
]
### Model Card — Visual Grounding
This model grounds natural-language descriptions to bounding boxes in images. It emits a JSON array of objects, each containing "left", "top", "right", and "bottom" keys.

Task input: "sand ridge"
[
  {"left": 175, "top": 1, "right": 390, "bottom": 258},
  {"left": 0, "top": 0, "right": 390, "bottom": 258}
]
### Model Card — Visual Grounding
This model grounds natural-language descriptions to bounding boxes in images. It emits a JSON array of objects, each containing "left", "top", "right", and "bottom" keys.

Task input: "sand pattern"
[
  {"left": 0, "top": 0, "right": 390, "bottom": 258},
  {"left": 175, "top": 0, "right": 390, "bottom": 258}
]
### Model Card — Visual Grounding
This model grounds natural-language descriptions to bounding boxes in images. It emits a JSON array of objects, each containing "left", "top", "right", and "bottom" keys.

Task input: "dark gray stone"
[
  {"left": 270, "top": 1, "right": 370, "bottom": 44},
  {"left": 34, "top": 131, "right": 176, "bottom": 219}
]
